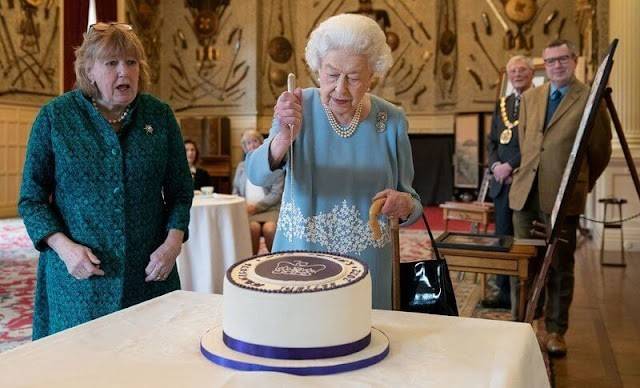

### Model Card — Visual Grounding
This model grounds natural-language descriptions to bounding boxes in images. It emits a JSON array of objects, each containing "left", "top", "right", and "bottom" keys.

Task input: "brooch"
[
  {"left": 375, "top": 111, "right": 387, "bottom": 133},
  {"left": 144, "top": 124, "right": 154, "bottom": 135}
]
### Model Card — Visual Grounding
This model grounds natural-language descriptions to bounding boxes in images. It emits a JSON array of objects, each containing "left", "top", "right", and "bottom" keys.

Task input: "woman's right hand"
[
  {"left": 270, "top": 88, "right": 303, "bottom": 164},
  {"left": 46, "top": 233, "right": 105, "bottom": 280},
  {"left": 246, "top": 202, "right": 258, "bottom": 215}
]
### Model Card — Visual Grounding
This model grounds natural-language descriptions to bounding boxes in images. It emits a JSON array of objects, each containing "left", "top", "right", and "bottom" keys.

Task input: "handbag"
[{"left": 400, "top": 214, "right": 459, "bottom": 316}]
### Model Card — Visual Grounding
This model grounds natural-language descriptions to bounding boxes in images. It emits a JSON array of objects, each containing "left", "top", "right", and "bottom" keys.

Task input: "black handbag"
[{"left": 400, "top": 214, "right": 459, "bottom": 316}]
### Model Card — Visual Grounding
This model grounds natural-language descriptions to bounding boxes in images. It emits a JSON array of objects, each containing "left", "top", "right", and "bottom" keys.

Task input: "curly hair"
[{"left": 305, "top": 13, "right": 392, "bottom": 77}]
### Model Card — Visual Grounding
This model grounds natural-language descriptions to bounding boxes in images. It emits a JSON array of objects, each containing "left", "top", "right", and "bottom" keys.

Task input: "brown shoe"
[{"left": 546, "top": 333, "right": 567, "bottom": 357}]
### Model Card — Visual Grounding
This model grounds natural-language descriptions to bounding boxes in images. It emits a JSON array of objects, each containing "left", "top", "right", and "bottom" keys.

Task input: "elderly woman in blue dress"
[
  {"left": 246, "top": 14, "right": 422, "bottom": 309},
  {"left": 19, "top": 22, "right": 193, "bottom": 339}
]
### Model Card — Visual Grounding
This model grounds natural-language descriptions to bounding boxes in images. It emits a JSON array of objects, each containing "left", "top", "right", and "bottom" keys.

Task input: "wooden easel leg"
[{"left": 525, "top": 243, "right": 558, "bottom": 323}]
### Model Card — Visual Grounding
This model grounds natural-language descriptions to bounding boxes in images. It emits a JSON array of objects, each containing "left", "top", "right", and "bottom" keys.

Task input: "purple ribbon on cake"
[
  {"left": 222, "top": 331, "right": 371, "bottom": 360},
  {"left": 200, "top": 343, "right": 389, "bottom": 376}
]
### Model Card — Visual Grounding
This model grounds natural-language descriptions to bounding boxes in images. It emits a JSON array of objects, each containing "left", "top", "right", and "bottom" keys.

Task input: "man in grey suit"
[
  {"left": 483, "top": 55, "right": 534, "bottom": 309},
  {"left": 509, "top": 39, "right": 612, "bottom": 356}
]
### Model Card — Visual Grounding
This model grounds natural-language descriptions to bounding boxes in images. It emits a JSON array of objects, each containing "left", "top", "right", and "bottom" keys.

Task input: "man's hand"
[{"left": 493, "top": 162, "right": 513, "bottom": 184}]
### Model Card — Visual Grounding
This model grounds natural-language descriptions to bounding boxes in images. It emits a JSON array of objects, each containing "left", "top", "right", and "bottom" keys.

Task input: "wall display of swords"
[
  {"left": 461, "top": 0, "right": 579, "bottom": 109},
  {"left": 258, "top": 0, "right": 578, "bottom": 115},
  {"left": 158, "top": 0, "right": 254, "bottom": 113},
  {"left": 124, "top": 0, "right": 580, "bottom": 115},
  {"left": 0, "top": 0, "right": 59, "bottom": 103},
  {"left": 261, "top": 0, "right": 297, "bottom": 110},
  {"left": 258, "top": 0, "right": 436, "bottom": 115},
  {"left": 127, "top": 0, "right": 162, "bottom": 88}
]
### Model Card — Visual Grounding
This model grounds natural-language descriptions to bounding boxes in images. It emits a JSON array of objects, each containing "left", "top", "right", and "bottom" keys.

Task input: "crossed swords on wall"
[
  {"left": 169, "top": 4, "right": 249, "bottom": 111},
  {"left": 0, "top": 4, "right": 58, "bottom": 97}
]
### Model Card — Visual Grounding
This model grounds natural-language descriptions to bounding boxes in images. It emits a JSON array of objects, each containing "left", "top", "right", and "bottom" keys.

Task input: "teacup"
[{"left": 201, "top": 186, "right": 214, "bottom": 195}]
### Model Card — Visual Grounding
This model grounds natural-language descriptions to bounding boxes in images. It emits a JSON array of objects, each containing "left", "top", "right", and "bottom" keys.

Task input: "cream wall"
[
  {"left": 588, "top": 0, "right": 640, "bottom": 251},
  {"left": 0, "top": 105, "right": 39, "bottom": 218}
]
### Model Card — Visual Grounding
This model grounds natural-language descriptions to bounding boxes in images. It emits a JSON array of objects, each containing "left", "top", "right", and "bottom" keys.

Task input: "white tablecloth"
[
  {"left": 0, "top": 291, "right": 550, "bottom": 388},
  {"left": 177, "top": 194, "right": 252, "bottom": 294}
]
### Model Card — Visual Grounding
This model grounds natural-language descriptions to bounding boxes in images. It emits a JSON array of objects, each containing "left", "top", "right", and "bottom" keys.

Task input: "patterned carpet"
[
  {"left": 0, "top": 219, "right": 39, "bottom": 353},
  {"left": 0, "top": 217, "right": 506, "bottom": 353}
]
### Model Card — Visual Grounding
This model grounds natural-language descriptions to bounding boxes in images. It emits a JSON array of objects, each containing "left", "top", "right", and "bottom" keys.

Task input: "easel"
[{"left": 525, "top": 41, "right": 640, "bottom": 322}]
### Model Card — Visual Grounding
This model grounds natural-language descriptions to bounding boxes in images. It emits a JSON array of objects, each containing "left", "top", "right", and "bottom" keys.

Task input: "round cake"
[{"left": 222, "top": 251, "right": 372, "bottom": 358}]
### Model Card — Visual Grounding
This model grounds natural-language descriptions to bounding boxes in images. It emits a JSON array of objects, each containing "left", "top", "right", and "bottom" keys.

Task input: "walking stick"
[{"left": 369, "top": 198, "right": 402, "bottom": 310}]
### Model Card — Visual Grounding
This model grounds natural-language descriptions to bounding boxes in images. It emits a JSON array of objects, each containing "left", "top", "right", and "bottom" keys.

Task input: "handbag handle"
[{"left": 421, "top": 213, "right": 443, "bottom": 261}]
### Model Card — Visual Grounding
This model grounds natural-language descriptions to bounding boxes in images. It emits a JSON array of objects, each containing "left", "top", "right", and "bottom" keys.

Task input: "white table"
[
  {"left": 177, "top": 194, "right": 252, "bottom": 294},
  {"left": 0, "top": 291, "right": 549, "bottom": 388}
]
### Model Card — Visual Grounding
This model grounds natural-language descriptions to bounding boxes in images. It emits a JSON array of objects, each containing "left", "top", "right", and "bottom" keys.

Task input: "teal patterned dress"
[{"left": 19, "top": 90, "right": 194, "bottom": 339}]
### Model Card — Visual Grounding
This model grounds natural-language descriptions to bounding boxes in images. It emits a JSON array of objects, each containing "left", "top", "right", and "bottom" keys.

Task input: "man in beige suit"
[{"left": 509, "top": 39, "right": 612, "bottom": 356}]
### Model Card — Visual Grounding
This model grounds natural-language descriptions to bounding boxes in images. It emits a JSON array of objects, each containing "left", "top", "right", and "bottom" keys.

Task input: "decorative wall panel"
[
  {"left": 0, "top": 0, "right": 60, "bottom": 105},
  {"left": 154, "top": 0, "right": 257, "bottom": 115},
  {"left": 258, "top": 0, "right": 580, "bottom": 116}
]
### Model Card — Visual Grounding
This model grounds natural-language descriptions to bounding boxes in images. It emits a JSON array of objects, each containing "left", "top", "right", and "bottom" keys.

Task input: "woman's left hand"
[
  {"left": 145, "top": 230, "right": 184, "bottom": 282},
  {"left": 372, "top": 189, "right": 415, "bottom": 220}
]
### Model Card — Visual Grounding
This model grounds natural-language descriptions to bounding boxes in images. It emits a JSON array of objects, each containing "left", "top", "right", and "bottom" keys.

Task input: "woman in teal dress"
[
  {"left": 18, "top": 23, "right": 193, "bottom": 339},
  {"left": 245, "top": 14, "right": 423, "bottom": 309}
]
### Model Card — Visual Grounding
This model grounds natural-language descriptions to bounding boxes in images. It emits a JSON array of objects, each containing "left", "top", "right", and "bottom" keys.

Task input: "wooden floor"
[{"left": 553, "top": 241, "right": 640, "bottom": 387}]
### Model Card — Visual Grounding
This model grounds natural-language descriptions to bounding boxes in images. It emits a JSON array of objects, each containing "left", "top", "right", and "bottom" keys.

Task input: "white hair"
[
  {"left": 305, "top": 13, "right": 393, "bottom": 76},
  {"left": 506, "top": 55, "right": 534, "bottom": 71}
]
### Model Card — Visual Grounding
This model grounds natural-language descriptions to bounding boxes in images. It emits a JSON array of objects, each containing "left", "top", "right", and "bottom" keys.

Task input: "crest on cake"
[{"left": 273, "top": 260, "right": 327, "bottom": 277}]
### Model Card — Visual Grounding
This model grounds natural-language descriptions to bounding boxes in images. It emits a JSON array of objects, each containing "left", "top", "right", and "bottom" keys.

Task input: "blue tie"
[{"left": 544, "top": 90, "right": 563, "bottom": 129}]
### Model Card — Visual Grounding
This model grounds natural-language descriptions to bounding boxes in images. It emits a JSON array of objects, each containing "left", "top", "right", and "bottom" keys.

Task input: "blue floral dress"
[{"left": 246, "top": 88, "right": 422, "bottom": 309}]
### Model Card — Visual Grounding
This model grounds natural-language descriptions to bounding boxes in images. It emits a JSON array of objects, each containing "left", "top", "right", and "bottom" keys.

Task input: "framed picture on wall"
[{"left": 454, "top": 114, "right": 481, "bottom": 188}]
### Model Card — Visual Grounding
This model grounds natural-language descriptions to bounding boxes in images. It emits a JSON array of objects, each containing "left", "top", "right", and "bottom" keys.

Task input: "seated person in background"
[
  {"left": 184, "top": 139, "right": 212, "bottom": 191},
  {"left": 233, "top": 130, "right": 284, "bottom": 254}
]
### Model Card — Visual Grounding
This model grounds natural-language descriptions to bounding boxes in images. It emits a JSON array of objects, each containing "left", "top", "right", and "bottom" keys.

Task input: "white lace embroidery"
[{"left": 278, "top": 199, "right": 390, "bottom": 256}]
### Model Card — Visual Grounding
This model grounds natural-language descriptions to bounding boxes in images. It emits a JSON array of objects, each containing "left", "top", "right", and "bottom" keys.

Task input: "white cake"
[{"left": 223, "top": 251, "right": 372, "bottom": 353}]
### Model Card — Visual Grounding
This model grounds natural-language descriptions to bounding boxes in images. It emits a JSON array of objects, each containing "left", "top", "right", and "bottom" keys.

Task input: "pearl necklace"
[
  {"left": 322, "top": 102, "right": 363, "bottom": 138},
  {"left": 92, "top": 98, "right": 130, "bottom": 125}
]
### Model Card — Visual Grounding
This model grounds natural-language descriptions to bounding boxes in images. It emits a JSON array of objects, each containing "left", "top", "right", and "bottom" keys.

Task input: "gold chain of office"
[{"left": 499, "top": 97, "right": 518, "bottom": 129}]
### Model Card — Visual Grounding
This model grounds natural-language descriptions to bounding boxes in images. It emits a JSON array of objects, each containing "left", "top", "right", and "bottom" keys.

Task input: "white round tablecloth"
[{"left": 177, "top": 194, "right": 252, "bottom": 294}]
